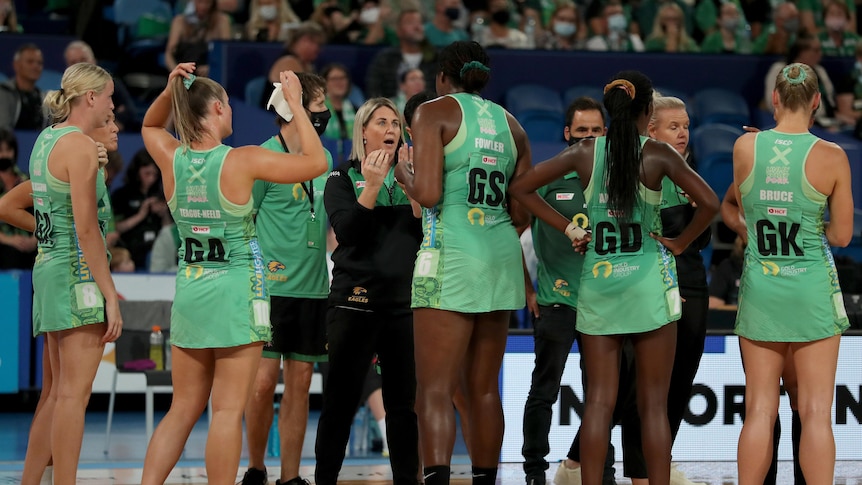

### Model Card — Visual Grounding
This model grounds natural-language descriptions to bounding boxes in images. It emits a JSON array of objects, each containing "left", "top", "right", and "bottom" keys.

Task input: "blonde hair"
[
  {"left": 775, "top": 62, "right": 819, "bottom": 112},
  {"left": 169, "top": 75, "right": 227, "bottom": 147},
  {"left": 648, "top": 3, "right": 697, "bottom": 52},
  {"left": 245, "top": 0, "right": 300, "bottom": 41},
  {"left": 43, "top": 63, "right": 112, "bottom": 124},
  {"left": 649, "top": 95, "right": 686, "bottom": 127},
  {"left": 350, "top": 97, "right": 403, "bottom": 161}
]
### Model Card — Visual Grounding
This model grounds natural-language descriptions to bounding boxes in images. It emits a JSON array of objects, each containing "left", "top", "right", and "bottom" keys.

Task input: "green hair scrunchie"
[
  {"left": 460, "top": 61, "right": 490, "bottom": 78},
  {"left": 183, "top": 74, "right": 197, "bottom": 90},
  {"left": 782, "top": 64, "right": 807, "bottom": 85}
]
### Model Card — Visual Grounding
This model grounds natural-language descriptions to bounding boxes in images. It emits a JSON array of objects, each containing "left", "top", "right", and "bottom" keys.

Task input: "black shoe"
[
  {"left": 277, "top": 477, "right": 311, "bottom": 485},
  {"left": 240, "top": 468, "right": 268, "bottom": 485}
]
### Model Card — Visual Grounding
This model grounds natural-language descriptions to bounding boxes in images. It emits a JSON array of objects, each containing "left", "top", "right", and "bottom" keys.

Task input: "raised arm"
[
  {"left": 0, "top": 181, "right": 35, "bottom": 232},
  {"left": 141, "top": 64, "right": 188, "bottom": 193},
  {"left": 230, "top": 71, "right": 327, "bottom": 185}
]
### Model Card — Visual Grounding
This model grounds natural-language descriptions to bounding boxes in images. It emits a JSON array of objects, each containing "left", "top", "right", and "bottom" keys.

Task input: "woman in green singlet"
[
  {"left": 139, "top": 63, "right": 327, "bottom": 485},
  {"left": 0, "top": 63, "right": 121, "bottom": 485},
  {"left": 732, "top": 62, "right": 853, "bottom": 485},
  {"left": 509, "top": 71, "right": 718, "bottom": 485},
  {"left": 395, "top": 40, "right": 533, "bottom": 485}
]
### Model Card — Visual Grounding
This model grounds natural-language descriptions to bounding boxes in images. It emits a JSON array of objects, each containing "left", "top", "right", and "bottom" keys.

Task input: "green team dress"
[
  {"left": 30, "top": 126, "right": 110, "bottom": 336},
  {"left": 168, "top": 145, "right": 272, "bottom": 348},
  {"left": 577, "top": 137, "right": 681, "bottom": 335},
  {"left": 412, "top": 92, "right": 524, "bottom": 312},
  {"left": 736, "top": 130, "right": 849, "bottom": 342},
  {"left": 533, "top": 172, "right": 587, "bottom": 308},
  {"left": 252, "top": 138, "right": 333, "bottom": 299}
]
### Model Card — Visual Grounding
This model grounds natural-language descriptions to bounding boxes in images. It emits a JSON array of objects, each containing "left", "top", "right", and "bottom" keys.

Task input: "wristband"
[{"left": 565, "top": 223, "right": 587, "bottom": 241}]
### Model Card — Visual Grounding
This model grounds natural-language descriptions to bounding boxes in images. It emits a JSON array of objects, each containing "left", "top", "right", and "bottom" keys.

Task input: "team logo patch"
[{"left": 267, "top": 261, "right": 286, "bottom": 272}]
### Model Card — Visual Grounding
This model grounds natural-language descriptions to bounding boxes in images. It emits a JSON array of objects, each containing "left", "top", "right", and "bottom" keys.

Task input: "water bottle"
[
  {"left": 737, "top": 22, "right": 752, "bottom": 54},
  {"left": 149, "top": 326, "right": 164, "bottom": 371},
  {"left": 268, "top": 402, "right": 281, "bottom": 457},
  {"left": 471, "top": 15, "right": 486, "bottom": 44},
  {"left": 164, "top": 334, "right": 172, "bottom": 371},
  {"left": 524, "top": 15, "right": 536, "bottom": 49}
]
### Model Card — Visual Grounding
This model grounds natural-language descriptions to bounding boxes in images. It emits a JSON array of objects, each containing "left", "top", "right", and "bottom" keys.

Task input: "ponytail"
[{"left": 602, "top": 71, "right": 653, "bottom": 219}]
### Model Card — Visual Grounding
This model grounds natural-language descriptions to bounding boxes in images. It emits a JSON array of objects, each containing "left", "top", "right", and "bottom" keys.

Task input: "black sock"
[
  {"left": 471, "top": 466, "right": 497, "bottom": 485},
  {"left": 423, "top": 465, "right": 450, "bottom": 485},
  {"left": 792, "top": 410, "right": 806, "bottom": 485}
]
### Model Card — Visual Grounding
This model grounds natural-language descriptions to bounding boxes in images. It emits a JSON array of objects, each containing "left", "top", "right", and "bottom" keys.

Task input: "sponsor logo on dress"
[
  {"left": 191, "top": 225, "right": 210, "bottom": 234},
  {"left": 467, "top": 208, "right": 485, "bottom": 226},
  {"left": 592, "top": 261, "right": 613, "bottom": 278},
  {"left": 187, "top": 185, "right": 208, "bottom": 203},
  {"left": 765, "top": 166, "right": 790, "bottom": 185},
  {"left": 32, "top": 182, "right": 47, "bottom": 193},
  {"left": 482, "top": 155, "right": 497, "bottom": 166},
  {"left": 478, "top": 118, "right": 497, "bottom": 136},
  {"left": 348, "top": 286, "right": 369, "bottom": 303},
  {"left": 556, "top": 193, "right": 575, "bottom": 201},
  {"left": 593, "top": 261, "right": 639, "bottom": 278},
  {"left": 761, "top": 261, "right": 807, "bottom": 277},
  {"left": 190, "top": 157, "right": 205, "bottom": 165},
  {"left": 767, "top": 207, "right": 787, "bottom": 216},
  {"left": 356, "top": 181, "right": 366, "bottom": 189}
]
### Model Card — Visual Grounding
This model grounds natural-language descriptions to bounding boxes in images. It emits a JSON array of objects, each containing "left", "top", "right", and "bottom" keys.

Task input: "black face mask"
[
  {"left": 0, "top": 158, "right": 14, "bottom": 171},
  {"left": 567, "top": 135, "right": 595, "bottom": 146},
  {"left": 491, "top": 9, "right": 511, "bottom": 25},
  {"left": 309, "top": 109, "right": 332, "bottom": 136},
  {"left": 444, "top": 7, "right": 460, "bottom": 21}
]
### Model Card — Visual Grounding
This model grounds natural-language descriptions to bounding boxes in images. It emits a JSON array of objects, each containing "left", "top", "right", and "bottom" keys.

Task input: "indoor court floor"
[{"left": 0, "top": 411, "right": 858, "bottom": 484}]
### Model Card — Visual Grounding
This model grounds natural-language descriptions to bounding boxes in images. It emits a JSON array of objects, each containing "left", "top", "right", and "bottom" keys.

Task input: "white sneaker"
[
  {"left": 553, "top": 462, "right": 582, "bottom": 485},
  {"left": 670, "top": 463, "right": 706, "bottom": 485}
]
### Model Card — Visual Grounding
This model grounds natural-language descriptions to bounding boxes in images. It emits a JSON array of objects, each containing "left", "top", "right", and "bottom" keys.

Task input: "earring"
[{"left": 363, "top": 138, "right": 366, "bottom": 145}]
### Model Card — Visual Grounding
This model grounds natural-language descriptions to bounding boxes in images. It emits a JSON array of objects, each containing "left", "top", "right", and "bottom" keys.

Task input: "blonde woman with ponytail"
[
  {"left": 0, "top": 62, "right": 121, "bottom": 485},
  {"left": 139, "top": 63, "right": 327, "bottom": 485}
]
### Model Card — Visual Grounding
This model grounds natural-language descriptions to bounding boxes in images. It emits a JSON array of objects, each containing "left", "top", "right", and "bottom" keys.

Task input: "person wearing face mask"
[
  {"left": 425, "top": 0, "right": 469, "bottom": 48},
  {"left": 817, "top": 1, "right": 859, "bottom": 57},
  {"left": 520, "top": 96, "right": 624, "bottom": 485},
  {"left": 314, "top": 97, "right": 421, "bottom": 485},
  {"left": 237, "top": 72, "right": 333, "bottom": 485},
  {"left": 752, "top": 1, "right": 800, "bottom": 56},
  {"left": 537, "top": 1, "right": 586, "bottom": 50},
  {"left": 586, "top": 1, "right": 645, "bottom": 52},
  {"left": 799, "top": 0, "right": 856, "bottom": 36},
  {"left": 0, "top": 128, "right": 36, "bottom": 269},
  {"left": 701, "top": 2, "right": 751, "bottom": 54},
  {"left": 245, "top": 0, "right": 301, "bottom": 42},
  {"left": 475, "top": 0, "right": 529, "bottom": 49}
]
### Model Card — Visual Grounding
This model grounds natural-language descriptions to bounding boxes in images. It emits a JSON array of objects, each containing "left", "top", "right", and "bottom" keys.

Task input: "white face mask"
[
  {"left": 259, "top": 4, "right": 277, "bottom": 21},
  {"left": 359, "top": 6, "right": 381, "bottom": 25},
  {"left": 553, "top": 21, "right": 576, "bottom": 37}
]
